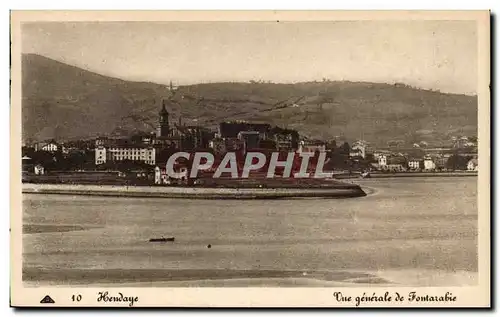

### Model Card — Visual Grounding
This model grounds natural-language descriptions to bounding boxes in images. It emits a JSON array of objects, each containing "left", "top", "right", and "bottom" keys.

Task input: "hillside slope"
[{"left": 21, "top": 54, "right": 478, "bottom": 147}]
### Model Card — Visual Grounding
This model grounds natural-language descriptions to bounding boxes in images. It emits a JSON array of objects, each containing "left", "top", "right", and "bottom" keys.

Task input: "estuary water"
[{"left": 22, "top": 177, "right": 478, "bottom": 287}]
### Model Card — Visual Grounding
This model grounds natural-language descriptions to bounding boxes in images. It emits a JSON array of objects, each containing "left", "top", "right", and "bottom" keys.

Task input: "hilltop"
[{"left": 21, "top": 54, "right": 478, "bottom": 147}]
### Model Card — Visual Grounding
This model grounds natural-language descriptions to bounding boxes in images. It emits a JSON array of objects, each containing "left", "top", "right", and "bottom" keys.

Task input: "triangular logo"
[{"left": 40, "top": 295, "right": 55, "bottom": 304}]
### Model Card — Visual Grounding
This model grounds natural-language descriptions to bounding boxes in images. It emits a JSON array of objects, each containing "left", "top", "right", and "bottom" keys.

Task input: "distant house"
[
  {"left": 373, "top": 150, "right": 392, "bottom": 160},
  {"left": 209, "top": 138, "right": 226, "bottom": 155},
  {"left": 95, "top": 146, "right": 107, "bottom": 165},
  {"left": 238, "top": 131, "right": 260, "bottom": 151},
  {"left": 95, "top": 137, "right": 109, "bottom": 147},
  {"left": 435, "top": 156, "right": 448, "bottom": 171},
  {"left": 408, "top": 158, "right": 423, "bottom": 170},
  {"left": 387, "top": 155, "right": 407, "bottom": 166},
  {"left": 37, "top": 141, "right": 59, "bottom": 153},
  {"left": 350, "top": 141, "right": 372, "bottom": 159},
  {"left": 154, "top": 166, "right": 171, "bottom": 185},
  {"left": 224, "top": 138, "right": 245, "bottom": 152},
  {"left": 218, "top": 122, "right": 271, "bottom": 140},
  {"left": 378, "top": 154, "right": 388, "bottom": 167},
  {"left": 349, "top": 147, "right": 364, "bottom": 158},
  {"left": 94, "top": 144, "right": 156, "bottom": 165},
  {"left": 298, "top": 140, "right": 326, "bottom": 153},
  {"left": 274, "top": 138, "right": 293, "bottom": 151},
  {"left": 467, "top": 158, "right": 478, "bottom": 171},
  {"left": 155, "top": 163, "right": 189, "bottom": 185},
  {"left": 22, "top": 156, "right": 33, "bottom": 173},
  {"left": 22, "top": 155, "right": 45, "bottom": 175},
  {"left": 374, "top": 153, "right": 407, "bottom": 172},
  {"left": 383, "top": 164, "right": 406, "bottom": 172},
  {"left": 34, "top": 164, "right": 45, "bottom": 175},
  {"left": 453, "top": 136, "right": 477, "bottom": 149},
  {"left": 60, "top": 144, "right": 69, "bottom": 154},
  {"left": 271, "top": 127, "right": 299, "bottom": 151}
]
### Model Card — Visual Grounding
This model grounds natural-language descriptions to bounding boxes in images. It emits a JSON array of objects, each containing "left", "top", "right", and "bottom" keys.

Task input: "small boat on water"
[{"left": 149, "top": 236, "right": 175, "bottom": 242}]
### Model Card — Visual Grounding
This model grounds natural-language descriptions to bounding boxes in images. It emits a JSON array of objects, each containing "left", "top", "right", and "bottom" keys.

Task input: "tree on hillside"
[
  {"left": 446, "top": 155, "right": 471, "bottom": 171},
  {"left": 30, "top": 150, "right": 56, "bottom": 168},
  {"left": 66, "top": 151, "right": 88, "bottom": 170},
  {"left": 116, "top": 160, "right": 134, "bottom": 173},
  {"left": 339, "top": 142, "right": 350, "bottom": 155}
]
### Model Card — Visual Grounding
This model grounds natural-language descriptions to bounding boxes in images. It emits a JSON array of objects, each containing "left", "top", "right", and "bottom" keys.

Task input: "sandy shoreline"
[{"left": 22, "top": 182, "right": 367, "bottom": 199}]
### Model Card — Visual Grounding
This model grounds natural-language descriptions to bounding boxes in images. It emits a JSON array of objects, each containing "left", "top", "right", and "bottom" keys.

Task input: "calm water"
[{"left": 22, "top": 177, "right": 478, "bottom": 287}]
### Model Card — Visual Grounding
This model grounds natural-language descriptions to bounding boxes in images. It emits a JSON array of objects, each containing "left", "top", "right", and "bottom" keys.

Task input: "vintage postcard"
[{"left": 10, "top": 10, "right": 490, "bottom": 307}]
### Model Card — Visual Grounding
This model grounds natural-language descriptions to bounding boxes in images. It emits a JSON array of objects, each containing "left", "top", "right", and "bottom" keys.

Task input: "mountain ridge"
[{"left": 21, "top": 53, "right": 478, "bottom": 147}]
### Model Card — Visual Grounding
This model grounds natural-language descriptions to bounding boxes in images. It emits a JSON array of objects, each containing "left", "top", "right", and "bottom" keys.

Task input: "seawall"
[{"left": 22, "top": 183, "right": 367, "bottom": 200}]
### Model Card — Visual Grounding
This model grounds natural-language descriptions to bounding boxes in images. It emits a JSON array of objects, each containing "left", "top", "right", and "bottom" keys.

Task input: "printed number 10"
[{"left": 72, "top": 294, "right": 82, "bottom": 302}]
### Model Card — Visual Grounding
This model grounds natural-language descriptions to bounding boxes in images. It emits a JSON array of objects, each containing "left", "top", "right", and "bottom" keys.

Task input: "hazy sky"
[{"left": 22, "top": 21, "right": 477, "bottom": 94}]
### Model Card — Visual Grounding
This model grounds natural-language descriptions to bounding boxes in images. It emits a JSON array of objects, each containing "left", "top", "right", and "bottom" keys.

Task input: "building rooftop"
[
  {"left": 219, "top": 122, "right": 271, "bottom": 138},
  {"left": 301, "top": 139, "right": 325, "bottom": 145},
  {"left": 468, "top": 158, "right": 478, "bottom": 165},
  {"left": 97, "top": 143, "right": 155, "bottom": 149},
  {"left": 238, "top": 131, "right": 260, "bottom": 135}
]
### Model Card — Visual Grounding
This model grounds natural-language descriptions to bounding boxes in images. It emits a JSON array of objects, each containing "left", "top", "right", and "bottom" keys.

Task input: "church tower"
[{"left": 157, "top": 99, "right": 169, "bottom": 137}]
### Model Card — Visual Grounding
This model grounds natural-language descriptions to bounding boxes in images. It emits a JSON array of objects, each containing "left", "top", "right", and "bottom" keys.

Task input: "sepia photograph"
[{"left": 10, "top": 10, "right": 490, "bottom": 307}]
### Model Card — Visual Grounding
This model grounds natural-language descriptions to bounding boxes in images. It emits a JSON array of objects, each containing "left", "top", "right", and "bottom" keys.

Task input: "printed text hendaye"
[{"left": 165, "top": 151, "right": 333, "bottom": 179}]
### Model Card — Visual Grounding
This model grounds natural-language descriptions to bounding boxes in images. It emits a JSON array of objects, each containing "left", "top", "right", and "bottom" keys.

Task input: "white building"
[
  {"left": 34, "top": 164, "right": 45, "bottom": 175},
  {"left": 423, "top": 156, "right": 436, "bottom": 171},
  {"left": 209, "top": 138, "right": 226, "bottom": 154},
  {"left": 297, "top": 140, "right": 326, "bottom": 153},
  {"left": 378, "top": 154, "right": 388, "bottom": 167},
  {"left": 155, "top": 166, "right": 169, "bottom": 185},
  {"left": 38, "top": 141, "right": 59, "bottom": 153},
  {"left": 60, "top": 144, "right": 69, "bottom": 154},
  {"left": 155, "top": 164, "right": 189, "bottom": 184},
  {"left": 95, "top": 146, "right": 107, "bottom": 165},
  {"left": 383, "top": 164, "right": 406, "bottom": 172},
  {"left": 95, "top": 146, "right": 156, "bottom": 165},
  {"left": 467, "top": 158, "right": 478, "bottom": 171},
  {"left": 373, "top": 150, "right": 392, "bottom": 160},
  {"left": 238, "top": 131, "right": 260, "bottom": 151},
  {"left": 408, "top": 159, "right": 423, "bottom": 170},
  {"left": 350, "top": 141, "right": 372, "bottom": 159},
  {"left": 349, "top": 147, "right": 364, "bottom": 158}
]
